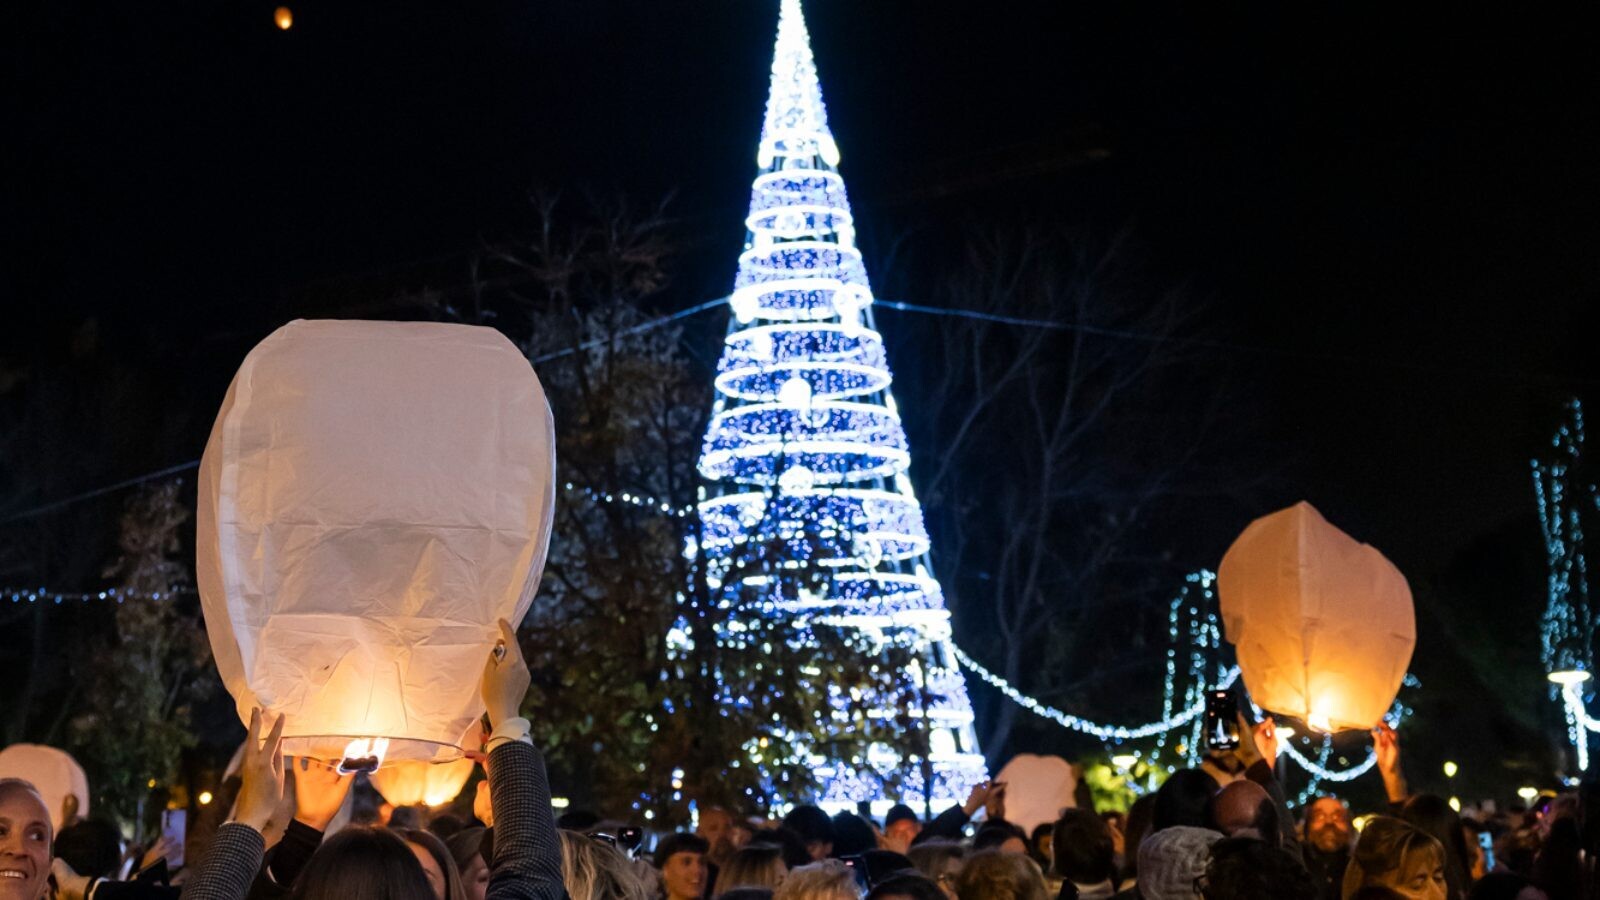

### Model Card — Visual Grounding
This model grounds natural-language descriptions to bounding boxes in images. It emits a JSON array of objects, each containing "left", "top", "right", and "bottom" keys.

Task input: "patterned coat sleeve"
[
  {"left": 485, "top": 741, "right": 567, "bottom": 900},
  {"left": 181, "top": 823, "right": 266, "bottom": 900}
]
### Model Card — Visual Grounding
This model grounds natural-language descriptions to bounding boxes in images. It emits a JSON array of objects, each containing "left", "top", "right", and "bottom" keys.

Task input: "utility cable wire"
[{"left": 6, "top": 290, "right": 1593, "bottom": 524}]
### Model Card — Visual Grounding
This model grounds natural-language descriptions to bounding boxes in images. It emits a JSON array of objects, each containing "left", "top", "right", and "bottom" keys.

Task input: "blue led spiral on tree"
[{"left": 694, "top": 0, "right": 988, "bottom": 806}]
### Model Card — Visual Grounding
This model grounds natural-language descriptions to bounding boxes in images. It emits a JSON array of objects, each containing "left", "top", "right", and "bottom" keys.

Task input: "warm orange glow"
[
  {"left": 370, "top": 758, "right": 474, "bottom": 808},
  {"left": 274, "top": 7, "right": 293, "bottom": 30}
]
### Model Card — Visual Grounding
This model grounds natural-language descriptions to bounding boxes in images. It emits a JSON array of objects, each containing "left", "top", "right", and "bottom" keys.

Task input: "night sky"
[{"left": 10, "top": 1, "right": 1600, "bottom": 791}]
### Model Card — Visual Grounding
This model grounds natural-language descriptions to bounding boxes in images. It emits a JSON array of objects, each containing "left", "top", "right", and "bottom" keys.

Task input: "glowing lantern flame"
[
  {"left": 274, "top": 7, "right": 293, "bottom": 30},
  {"left": 339, "top": 737, "right": 390, "bottom": 775}
]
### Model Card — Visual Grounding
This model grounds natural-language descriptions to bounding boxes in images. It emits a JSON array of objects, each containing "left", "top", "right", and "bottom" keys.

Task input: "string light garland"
[
  {"left": 4, "top": 587, "right": 184, "bottom": 604},
  {"left": 952, "top": 644, "right": 1241, "bottom": 741}
]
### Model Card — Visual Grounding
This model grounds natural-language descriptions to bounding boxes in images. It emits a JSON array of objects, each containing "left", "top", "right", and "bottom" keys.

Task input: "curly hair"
[{"left": 1201, "top": 837, "right": 1317, "bottom": 899}]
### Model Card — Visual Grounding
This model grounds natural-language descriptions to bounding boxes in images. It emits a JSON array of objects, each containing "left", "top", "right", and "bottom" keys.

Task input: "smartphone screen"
[
  {"left": 840, "top": 855, "right": 870, "bottom": 893},
  {"left": 1477, "top": 830, "right": 1495, "bottom": 871},
  {"left": 1204, "top": 689, "right": 1240, "bottom": 751},
  {"left": 161, "top": 808, "right": 187, "bottom": 869}
]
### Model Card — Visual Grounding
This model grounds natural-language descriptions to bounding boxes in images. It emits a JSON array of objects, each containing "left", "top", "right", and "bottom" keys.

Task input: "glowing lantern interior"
[{"left": 369, "top": 758, "right": 476, "bottom": 808}]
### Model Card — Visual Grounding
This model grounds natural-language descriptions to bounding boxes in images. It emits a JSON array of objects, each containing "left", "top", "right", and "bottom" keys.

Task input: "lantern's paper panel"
[
  {"left": 0, "top": 744, "right": 89, "bottom": 831},
  {"left": 993, "top": 754, "right": 1077, "bottom": 833},
  {"left": 370, "top": 759, "right": 476, "bottom": 808},
  {"left": 1218, "top": 501, "right": 1414, "bottom": 731},
  {"left": 197, "top": 320, "right": 555, "bottom": 764}
]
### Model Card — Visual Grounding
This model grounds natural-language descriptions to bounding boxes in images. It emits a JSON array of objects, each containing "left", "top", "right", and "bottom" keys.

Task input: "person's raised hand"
[
  {"left": 474, "top": 780, "right": 494, "bottom": 828},
  {"left": 291, "top": 757, "right": 353, "bottom": 831},
  {"left": 1373, "top": 722, "right": 1401, "bottom": 774},
  {"left": 962, "top": 780, "right": 992, "bottom": 816},
  {"left": 138, "top": 835, "right": 179, "bottom": 873},
  {"left": 984, "top": 782, "right": 1007, "bottom": 821},
  {"left": 52, "top": 858, "right": 92, "bottom": 900},
  {"left": 1372, "top": 721, "right": 1408, "bottom": 802},
  {"left": 481, "top": 619, "right": 530, "bottom": 729},
  {"left": 1246, "top": 714, "right": 1279, "bottom": 772},
  {"left": 231, "top": 708, "right": 287, "bottom": 838}
]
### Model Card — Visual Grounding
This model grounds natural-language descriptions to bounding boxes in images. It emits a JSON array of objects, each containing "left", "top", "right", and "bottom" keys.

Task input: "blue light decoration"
[
  {"left": 1533, "top": 400, "right": 1600, "bottom": 770},
  {"left": 692, "top": 0, "right": 988, "bottom": 808}
]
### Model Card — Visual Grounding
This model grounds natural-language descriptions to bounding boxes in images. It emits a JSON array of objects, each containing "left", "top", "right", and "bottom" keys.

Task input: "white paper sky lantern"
[
  {"left": 993, "top": 754, "right": 1077, "bottom": 833},
  {"left": 1218, "top": 501, "right": 1415, "bottom": 732},
  {"left": 197, "top": 320, "right": 555, "bottom": 770},
  {"left": 0, "top": 744, "right": 89, "bottom": 831}
]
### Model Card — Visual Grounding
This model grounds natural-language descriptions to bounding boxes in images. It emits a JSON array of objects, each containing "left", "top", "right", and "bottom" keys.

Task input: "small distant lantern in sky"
[
  {"left": 274, "top": 7, "right": 293, "bottom": 30},
  {"left": 1218, "top": 501, "right": 1415, "bottom": 732}
]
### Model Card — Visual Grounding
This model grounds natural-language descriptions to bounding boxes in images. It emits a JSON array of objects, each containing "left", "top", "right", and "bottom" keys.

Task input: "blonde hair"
[
  {"left": 1341, "top": 817, "right": 1444, "bottom": 899},
  {"left": 953, "top": 850, "right": 1048, "bottom": 900},
  {"left": 558, "top": 830, "right": 652, "bottom": 900},
  {"left": 712, "top": 844, "right": 787, "bottom": 895},
  {"left": 772, "top": 860, "right": 857, "bottom": 900}
]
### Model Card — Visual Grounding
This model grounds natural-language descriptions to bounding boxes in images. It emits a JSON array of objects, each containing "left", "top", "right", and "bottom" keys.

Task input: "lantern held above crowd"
[
  {"left": 1218, "top": 501, "right": 1415, "bottom": 732},
  {"left": 197, "top": 320, "right": 555, "bottom": 770},
  {"left": 0, "top": 744, "right": 89, "bottom": 831}
]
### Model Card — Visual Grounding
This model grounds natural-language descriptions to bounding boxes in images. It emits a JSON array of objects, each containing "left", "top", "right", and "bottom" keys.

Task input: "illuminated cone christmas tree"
[{"left": 694, "top": 0, "right": 987, "bottom": 806}]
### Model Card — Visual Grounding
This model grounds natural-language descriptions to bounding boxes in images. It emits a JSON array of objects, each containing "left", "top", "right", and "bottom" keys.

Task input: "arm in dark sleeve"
[
  {"left": 1073, "top": 777, "right": 1095, "bottom": 814},
  {"left": 85, "top": 881, "right": 182, "bottom": 900},
  {"left": 246, "top": 819, "right": 325, "bottom": 900},
  {"left": 181, "top": 823, "right": 266, "bottom": 900},
  {"left": 919, "top": 804, "right": 972, "bottom": 841},
  {"left": 1245, "top": 760, "right": 1301, "bottom": 863},
  {"left": 484, "top": 741, "right": 566, "bottom": 900}
]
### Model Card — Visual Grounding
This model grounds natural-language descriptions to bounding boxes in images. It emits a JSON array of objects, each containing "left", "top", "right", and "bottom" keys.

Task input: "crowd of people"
[{"left": 0, "top": 626, "right": 1588, "bottom": 900}]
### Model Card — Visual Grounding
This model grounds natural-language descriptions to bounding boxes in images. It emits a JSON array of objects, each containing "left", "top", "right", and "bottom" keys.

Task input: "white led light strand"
[
  {"left": 4, "top": 587, "right": 182, "bottom": 604},
  {"left": 1534, "top": 400, "right": 1600, "bottom": 772},
  {"left": 951, "top": 644, "right": 1241, "bottom": 741},
  {"left": 1564, "top": 683, "right": 1593, "bottom": 772}
]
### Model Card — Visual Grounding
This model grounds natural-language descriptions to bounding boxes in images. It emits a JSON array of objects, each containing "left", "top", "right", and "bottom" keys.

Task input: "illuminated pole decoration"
[
  {"left": 1534, "top": 400, "right": 1599, "bottom": 770},
  {"left": 693, "top": 0, "right": 987, "bottom": 807}
]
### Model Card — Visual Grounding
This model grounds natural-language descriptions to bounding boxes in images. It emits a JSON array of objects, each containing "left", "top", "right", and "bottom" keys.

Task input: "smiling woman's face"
[{"left": 0, "top": 783, "right": 52, "bottom": 900}]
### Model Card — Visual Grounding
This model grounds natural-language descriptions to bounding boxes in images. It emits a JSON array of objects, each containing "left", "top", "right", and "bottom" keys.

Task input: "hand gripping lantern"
[{"left": 197, "top": 320, "right": 555, "bottom": 772}]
